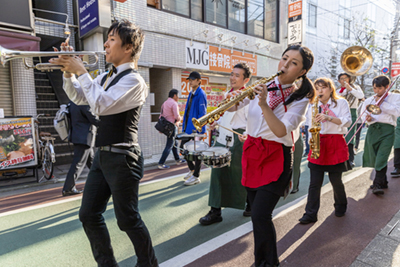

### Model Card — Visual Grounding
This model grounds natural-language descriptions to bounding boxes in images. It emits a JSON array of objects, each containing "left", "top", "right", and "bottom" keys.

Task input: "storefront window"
[
  {"left": 162, "top": 0, "right": 189, "bottom": 16},
  {"left": 205, "top": 0, "right": 227, "bottom": 27},
  {"left": 228, "top": 0, "right": 245, "bottom": 33},
  {"left": 265, "top": 0, "right": 278, "bottom": 42}
]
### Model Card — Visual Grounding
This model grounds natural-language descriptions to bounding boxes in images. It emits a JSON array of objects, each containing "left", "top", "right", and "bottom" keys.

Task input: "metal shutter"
[{"left": 0, "top": 62, "right": 13, "bottom": 116}]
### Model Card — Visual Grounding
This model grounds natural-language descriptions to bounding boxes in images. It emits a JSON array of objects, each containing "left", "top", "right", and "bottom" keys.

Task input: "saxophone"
[
  {"left": 192, "top": 71, "right": 283, "bottom": 132},
  {"left": 309, "top": 98, "right": 321, "bottom": 159}
]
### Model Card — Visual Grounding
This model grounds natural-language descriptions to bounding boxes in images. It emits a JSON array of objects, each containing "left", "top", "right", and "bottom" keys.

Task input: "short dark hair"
[
  {"left": 107, "top": 19, "right": 145, "bottom": 61},
  {"left": 338, "top": 73, "right": 351, "bottom": 80},
  {"left": 233, "top": 63, "right": 252, "bottom": 79},
  {"left": 168, "top": 89, "right": 179, "bottom": 98},
  {"left": 373, "top": 75, "right": 390, "bottom": 87}
]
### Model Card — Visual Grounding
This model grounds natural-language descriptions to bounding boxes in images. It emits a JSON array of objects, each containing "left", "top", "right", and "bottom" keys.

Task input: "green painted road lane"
[{"left": 0, "top": 130, "right": 367, "bottom": 266}]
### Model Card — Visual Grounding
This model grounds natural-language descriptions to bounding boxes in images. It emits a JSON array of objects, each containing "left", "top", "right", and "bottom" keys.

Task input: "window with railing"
[{"left": 149, "top": 0, "right": 279, "bottom": 42}]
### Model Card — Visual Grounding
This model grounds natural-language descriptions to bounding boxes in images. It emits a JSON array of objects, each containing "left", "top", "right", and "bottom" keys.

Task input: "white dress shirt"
[
  {"left": 63, "top": 62, "right": 148, "bottom": 116},
  {"left": 337, "top": 84, "right": 364, "bottom": 109},
  {"left": 237, "top": 77, "right": 308, "bottom": 147},
  {"left": 310, "top": 98, "right": 352, "bottom": 140},
  {"left": 361, "top": 93, "right": 400, "bottom": 127}
]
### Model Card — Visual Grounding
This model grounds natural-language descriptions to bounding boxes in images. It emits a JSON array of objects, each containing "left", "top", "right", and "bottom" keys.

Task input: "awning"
[{"left": 0, "top": 30, "right": 41, "bottom": 51}]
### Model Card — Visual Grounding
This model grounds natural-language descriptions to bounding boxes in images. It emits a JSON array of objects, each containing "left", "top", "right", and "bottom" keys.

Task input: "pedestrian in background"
[
  {"left": 62, "top": 101, "right": 98, "bottom": 196},
  {"left": 158, "top": 89, "right": 186, "bottom": 169},
  {"left": 181, "top": 71, "right": 207, "bottom": 186}
]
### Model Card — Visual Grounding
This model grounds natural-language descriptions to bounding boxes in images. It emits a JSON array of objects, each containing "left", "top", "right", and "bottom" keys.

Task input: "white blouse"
[
  {"left": 337, "top": 84, "right": 364, "bottom": 109},
  {"left": 361, "top": 93, "right": 400, "bottom": 127},
  {"left": 237, "top": 77, "right": 308, "bottom": 147},
  {"left": 308, "top": 98, "right": 351, "bottom": 140}
]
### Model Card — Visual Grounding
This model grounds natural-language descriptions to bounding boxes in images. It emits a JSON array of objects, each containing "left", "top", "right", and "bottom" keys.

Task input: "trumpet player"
[
  {"left": 337, "top": 73, "right": 364, "bottom": 167},
  {"left": 299, "top": 78, "right": 351, "bottom": 224},
  {"left": 362, "top": 75, "right": 400, "bottom": 195}
]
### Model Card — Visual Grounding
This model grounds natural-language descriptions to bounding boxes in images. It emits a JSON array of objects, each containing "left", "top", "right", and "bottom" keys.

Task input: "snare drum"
[
  {"left": 201, "top": 147, "right": 231, "bottom": 168},
  {"left": 182, "top": 141, "right": 209, "bottom": 161}
]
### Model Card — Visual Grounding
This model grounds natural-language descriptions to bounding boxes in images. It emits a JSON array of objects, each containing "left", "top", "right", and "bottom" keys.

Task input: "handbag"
[{"left": 155, "top": 106, "right": 176, "bottom": 137}]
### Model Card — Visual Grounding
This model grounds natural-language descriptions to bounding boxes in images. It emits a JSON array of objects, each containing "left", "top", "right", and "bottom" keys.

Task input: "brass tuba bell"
[{"left": 340, "top": 46, "right": 373, "bottom": 76}]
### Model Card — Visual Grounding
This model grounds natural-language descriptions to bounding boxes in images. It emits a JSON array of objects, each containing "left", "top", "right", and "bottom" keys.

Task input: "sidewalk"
[{"left": 0, "top": 152, "right": 177, "bottom": 195}]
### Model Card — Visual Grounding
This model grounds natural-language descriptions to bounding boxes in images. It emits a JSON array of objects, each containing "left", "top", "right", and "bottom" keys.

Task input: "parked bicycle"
[{"left": 34, "top": 114, "right": 56, "bottom": 181}]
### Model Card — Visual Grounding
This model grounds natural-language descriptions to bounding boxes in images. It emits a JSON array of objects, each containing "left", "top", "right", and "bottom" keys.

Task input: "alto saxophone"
[
  {"left": 309, "top": 98, "right": 321, "bottom": 159},
  {"left": 192, "top": 71, "right": 283, "bottom": 132}
]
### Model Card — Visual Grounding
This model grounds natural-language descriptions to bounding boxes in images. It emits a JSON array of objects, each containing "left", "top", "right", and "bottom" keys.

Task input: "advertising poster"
[{"left": 0, "top": 117, "right": 37, "bottom": 169}]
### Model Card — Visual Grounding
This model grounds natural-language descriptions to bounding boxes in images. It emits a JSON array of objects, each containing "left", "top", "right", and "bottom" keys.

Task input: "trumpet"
[
  {"left": 0, "top": 45, "right": 105, "bottom": 71},
  {"left": 192, "top": 71, "right": 282, "bottom": 132}
]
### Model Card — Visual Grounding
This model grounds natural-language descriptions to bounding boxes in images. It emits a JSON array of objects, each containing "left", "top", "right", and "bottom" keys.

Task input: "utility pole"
[{"left": 388, "top": 1, "right": 400, "bottom": 76}]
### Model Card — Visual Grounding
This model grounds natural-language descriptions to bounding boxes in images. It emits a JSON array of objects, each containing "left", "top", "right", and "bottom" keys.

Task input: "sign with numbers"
[{"left": 288, "top": 20, "right": 302, "bottom": 45}]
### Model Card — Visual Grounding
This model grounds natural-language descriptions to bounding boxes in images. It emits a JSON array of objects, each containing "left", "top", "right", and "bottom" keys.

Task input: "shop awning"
[{"left": 0, "top": 30, "right": 41, "bottom": 51}]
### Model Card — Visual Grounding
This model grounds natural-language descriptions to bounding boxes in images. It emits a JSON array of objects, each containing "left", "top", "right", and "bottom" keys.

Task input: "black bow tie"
[{"left": 109, "top": 66, "right": 118, "bottom": 76}]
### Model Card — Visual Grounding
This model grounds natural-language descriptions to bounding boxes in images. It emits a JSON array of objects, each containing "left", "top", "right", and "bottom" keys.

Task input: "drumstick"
[{"left": 218, "top": 124, "right": 242, "bottom": 136}]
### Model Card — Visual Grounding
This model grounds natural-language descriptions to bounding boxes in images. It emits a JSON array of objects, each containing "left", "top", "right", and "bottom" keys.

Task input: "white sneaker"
[
  {"left": 183, "top": 170, "right": 194, "bottom": 180},
  {"left": 184, "top": 175, "right": 201, "bottom": 186}
]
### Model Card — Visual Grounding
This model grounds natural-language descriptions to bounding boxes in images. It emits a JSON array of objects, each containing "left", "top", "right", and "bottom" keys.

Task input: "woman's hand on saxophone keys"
[
  {"left": 315, "top": 113, "right": 329, "bottom": 123},
  {"left": 254, "top": 84, "right": 269, "bottom": 109}
]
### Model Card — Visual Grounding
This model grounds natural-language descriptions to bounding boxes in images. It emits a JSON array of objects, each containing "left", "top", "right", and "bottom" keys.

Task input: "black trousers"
[
  {"left": 63, "top": 144, "right": 94, "bottom": 191},
  {"left": 245, "top": 145, "right": 292, "bottom": 267},
  {"left": 394, "top": 148, "right": 400, "bottom": 169},
  {"left": 79, "top": 147, "right": 158, "bottom": 267},
  {"left": 355, "top": 123, "right": 362, "bottom": 149},
  {"left": 304, "top": 169, "right": 347, "bottom": 220},
  {"left": 180, "top": 138, "right": 202, "bottom": 177},
  {"left": 348, "top": 143, "right": 354, "bottom": 163},
  {"left": 374, "top": 165, "right": 388, "bottom": 188}
]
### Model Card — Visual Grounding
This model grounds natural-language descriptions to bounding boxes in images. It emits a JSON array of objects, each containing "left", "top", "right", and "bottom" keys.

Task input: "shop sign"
[
  {"left": 0, "top": 117, "right": 37, "bottom": 170},
  {"left": 288, "top": 20, "right": 302, "bottom": 46},
  {"left": 185, "top": 41, "right": 257, "bottom": 75},
  {"left": 288, "top": 0, "right": 302, "bottom": 18},
  {"left": 78, "top": 0, "right": 100, "bottom": 37},
  {"left": 391, "top": 62, "right": 400, "bottom": 77}
]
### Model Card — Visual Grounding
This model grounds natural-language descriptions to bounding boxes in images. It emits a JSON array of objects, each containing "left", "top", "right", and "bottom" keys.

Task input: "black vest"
[{"left": 95, "top": 69, "right": 142, "bottom": 147}]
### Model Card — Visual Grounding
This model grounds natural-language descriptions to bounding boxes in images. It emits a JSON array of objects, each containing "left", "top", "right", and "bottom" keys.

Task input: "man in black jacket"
[{"left": 62, "top": 101, "right": 98, "bottom": 196}]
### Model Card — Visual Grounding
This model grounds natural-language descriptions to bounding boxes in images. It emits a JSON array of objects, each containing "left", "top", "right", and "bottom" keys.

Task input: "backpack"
[{"left": 53, "top": 104, "right": 71, "bottom": 142}]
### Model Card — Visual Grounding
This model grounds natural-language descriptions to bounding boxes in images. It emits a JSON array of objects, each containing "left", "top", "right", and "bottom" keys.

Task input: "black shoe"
[
  {"left": 199, "top": 209, "right": 223, "bottom": 225},
  {"left": 391, "top": 168, "right": 400, "bottom": 177},
  {"left": 299, "top": 215, "right": 317, "bottom": 224},
  {"left": 371, "top": 185, "right": 384, "bottom": 195},
  {"left": 243, "top": 204, "right": 251, "bottom": 217},
  {"left": 370, "top": 184, "right": 388, "bottom": 189},
  {"left": 290, "top": 188, "right": 299, "bottom": 194},
  {"left": 62, "top": 188, "right": 83, "bottom": 196},
  {"left": 335, "top": 211, "right": 345, "bottom": 217}
]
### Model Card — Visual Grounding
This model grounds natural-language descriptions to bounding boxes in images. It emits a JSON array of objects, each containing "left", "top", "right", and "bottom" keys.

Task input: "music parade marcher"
[
  {"left": 354, "top": 98, "right": 366, "bottom": 153},
  {"left": 391, "top": 90, "right": 400, "bottom": 177},
  {"left": 50, "top": 20, "right": 158, "bottom": 266},
  {"left": 337, "top": 73, "right": 364, "bottom": 167},
  {"left": 199, "top": 63, "right": 251, "bottom": 226},
  {"left": 299, "top": 78, "right": 352, "bottom": 224},
  {"left": 181, "top": 71, "right": 207, "bottom": 186},
  {"left": 230, "top": 45, "right": 315, "bottom": 267},
  {"left": 361, "top": 76, "right": 400, "bottom": 194},
  {"left": 62, "top": 101, "right": 98, "bottom": 196},
  {"left": 157, "top": 89, "right": 186, "bottom": 169}
]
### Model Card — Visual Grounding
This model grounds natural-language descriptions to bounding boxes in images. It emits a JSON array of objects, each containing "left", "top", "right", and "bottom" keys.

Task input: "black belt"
[{"left": 99, "top": 145, "right": 139, "bottom": 161}]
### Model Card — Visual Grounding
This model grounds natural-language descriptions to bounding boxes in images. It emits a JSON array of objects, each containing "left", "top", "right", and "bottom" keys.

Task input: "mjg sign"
[{"left": 186, "top": 41, "right": 209, "bottom": 70}]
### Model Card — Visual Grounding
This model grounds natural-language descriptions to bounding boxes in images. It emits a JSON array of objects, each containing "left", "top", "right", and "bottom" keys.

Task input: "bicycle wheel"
[{"left": 42, "top": 146, "right": 54, "bottom": 180}]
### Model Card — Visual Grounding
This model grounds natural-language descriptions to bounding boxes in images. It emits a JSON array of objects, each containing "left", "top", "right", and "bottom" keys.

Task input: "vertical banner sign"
[
  {"left": 78, "top": 0, "right": 100, "bottom": 37},
  {"left": 0, "top": 117, "right": 37, "bottom": 169},
  {"left": 288, "top": 0, "right": 303, "bottom": 46},
  {"left": 391, "top": 62, "right": 400, "bottom": 77}
]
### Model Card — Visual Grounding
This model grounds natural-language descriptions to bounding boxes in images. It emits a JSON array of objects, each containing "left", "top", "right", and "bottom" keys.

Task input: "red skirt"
[
  {"left": 242, "top": 136, "right": 284, "bottom": 188},
  {"left": 308, "top": 134, "right": 348, "bottom": 165}
]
